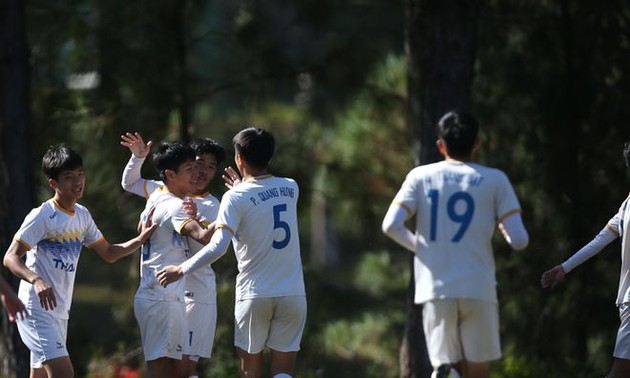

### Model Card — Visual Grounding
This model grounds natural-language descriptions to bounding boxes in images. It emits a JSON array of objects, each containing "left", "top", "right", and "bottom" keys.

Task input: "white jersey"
[
  {"left": 607, "top": 194, "right": 630, "bottom": 304},
  {"left": 122, "top": 156, "right": 218, "bottom": 302},
  {"left": 185, "top": 192, "right": 219, "bottom": 304},
  {"left": 135, "top": 188, "right": 191, "bottom": 302},
  {"left": 13, "top": 199, "right": 104, "bottom": 319},
  {"left": 392, "top": 161, "right": 521, "bottom": 304},
  {"left": 217, "top": 175, "right": 305, "bottom": 300}
]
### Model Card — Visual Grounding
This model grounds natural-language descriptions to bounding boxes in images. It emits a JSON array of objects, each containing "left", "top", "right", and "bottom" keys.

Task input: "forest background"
[{"left": 2, "top": 0, "right": 630, "bottom": 377}]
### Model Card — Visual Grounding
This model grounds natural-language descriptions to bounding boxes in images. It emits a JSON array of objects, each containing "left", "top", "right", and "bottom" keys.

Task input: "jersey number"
[
  {"left": 273, "top": 204, "right": 291, "bottom": 249},
  {"left": 428, "top": 190, "right": 475, "bottom": 242},
  {"left": 141, "top": 239, "right": 151, "bottom": 260}
]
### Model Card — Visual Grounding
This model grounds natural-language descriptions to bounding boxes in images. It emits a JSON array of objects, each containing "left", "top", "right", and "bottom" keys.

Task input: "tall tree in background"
[
  {"left": 0, "top": 0, "right": 33, "bottom": 376},
  {"left": 402, "top": 0, "right": 479, "bottom": 376}
]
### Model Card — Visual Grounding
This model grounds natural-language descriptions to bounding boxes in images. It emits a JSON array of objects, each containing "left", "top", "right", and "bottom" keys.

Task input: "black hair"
[
  {"left": 190, "top": 138, "right": 226, "bottom": 165},
  {"left": 436, "top": 111, "right": 479, "bottom": 159},
  {"left": 232, "top": 127, "right": 275, "bottom": 170},
  {"left": 42, "top": 144, "right": 83, "bottom": 180},
  {"left": 624, "top": 141, "right": 630, "bottom": 168},
  {"left": 152, "top": 142, "right": 197, "bottom": 181}
]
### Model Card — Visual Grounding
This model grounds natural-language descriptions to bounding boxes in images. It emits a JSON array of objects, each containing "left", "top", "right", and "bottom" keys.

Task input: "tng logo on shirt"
[{"left": 53, "top": 259, "right": 75, "bottom": 272}]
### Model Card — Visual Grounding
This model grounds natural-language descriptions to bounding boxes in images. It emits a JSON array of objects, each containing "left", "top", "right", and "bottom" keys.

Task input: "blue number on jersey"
[
  {"left": 428, "top": 189, "right": 475, "bottom": 242},
  {"left": 141, "top": 239, "right": 151, "bottom": 260},
  {"left": 272, "top": 204, "right": 291, "bottom": 249}
]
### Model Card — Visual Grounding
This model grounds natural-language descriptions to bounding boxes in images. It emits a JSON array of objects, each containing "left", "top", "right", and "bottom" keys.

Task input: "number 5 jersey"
[{"left": 215, "top": 175, "right": 305, "bottom": 301}]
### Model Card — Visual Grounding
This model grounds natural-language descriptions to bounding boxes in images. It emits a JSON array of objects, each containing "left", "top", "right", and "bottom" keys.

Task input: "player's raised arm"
[
  {"left": 121, "top": 132, "right": 153, "bottom": 159},
  {"left": 120, "top": 132, "right": 160, "bottom": 197}
]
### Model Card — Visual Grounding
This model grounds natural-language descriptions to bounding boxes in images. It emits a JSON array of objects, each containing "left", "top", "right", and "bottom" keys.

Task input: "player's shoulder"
[
  {"left": 147, "top": 187, "right": 171, "bottom": 203},
  {"left": 272, "top": 175, "right": 298, "bottom": 187},
  {"left": 404, "top": 162, "right": 442, "bottom": 179},
  {"left": 197, "top": 192, "right": 220, "bottom": 205},
  {"left": 469, "top": 163, "right": 510, "bottom": 180},
  {"left": 147, "top": 188, "right": 183, "bottom": 213},
  {"left": 73, "top": 202, "right": 90, "bottom": 213},
  {"left": 24, "top": 199, "right": 55, "bottom": 220}
]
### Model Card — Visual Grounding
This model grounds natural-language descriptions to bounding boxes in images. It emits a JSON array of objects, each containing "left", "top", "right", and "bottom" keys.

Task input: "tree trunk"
[
  {"left": 0, "top": 0, "right": 34, "bottom": 376},
  {"left": 558, "top": 0, "right": 586, "bottom": 362},
  {"left": 402, "top": 0, "right": 479, "bottom": 376},
  {"left": 173, "top": 0, "right": 191, "bottom": 143},
  {"left": 310, "top": 167, "right": 339, "bottom": 269}
]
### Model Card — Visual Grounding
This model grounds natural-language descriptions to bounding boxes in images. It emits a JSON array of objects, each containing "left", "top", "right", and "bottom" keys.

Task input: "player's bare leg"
[
  {"left": 237, "top": 347, "right": 263, "bottom": 378},
  {"left": 607, "top": 357, "right": 630, "bottom": 378},
  {"left": 146, "top": 357, "right": 181, "bottom": 378},
  {"left": 269, "top": 349, "right": 297, "bottom": 377},
  {"left": 41, "top": 356, "right": 74, "bottom": 378},
  {"left": 30, "top": 367, "right": 48, "bottom": 378},
  {"left": 463, "top": 360, "right": 490, "bottom": 378},
  {"left": 180, "top": 354, "right": 199, "bottom": 377}
]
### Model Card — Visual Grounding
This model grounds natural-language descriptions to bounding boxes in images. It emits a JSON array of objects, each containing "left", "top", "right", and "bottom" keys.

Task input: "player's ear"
[
  {"left": 47, "top": 177, "right": 57, "bottom": 190},
  {"left": 163, "top": 169, "right": 175, "bottom": 181}
]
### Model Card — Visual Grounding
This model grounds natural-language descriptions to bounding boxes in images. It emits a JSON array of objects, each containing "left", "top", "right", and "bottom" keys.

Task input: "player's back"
[
  {"left": 218, "top": 175, "right": 305, "bottom": 300},
  {"left": 400, "top": 160, "right": 521, "bottom": 303}
]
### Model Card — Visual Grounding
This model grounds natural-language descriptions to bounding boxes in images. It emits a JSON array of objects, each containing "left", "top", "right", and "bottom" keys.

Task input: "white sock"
[{"left": 273, "top": 374, "right": 292, "bottom": 378}]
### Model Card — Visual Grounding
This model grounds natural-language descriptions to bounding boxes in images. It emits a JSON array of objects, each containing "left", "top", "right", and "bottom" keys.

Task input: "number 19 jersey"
[
  {"left": 216, "top": 175, "right": 305, "bottom": 300},
  {"left": 392, "top": 160, "right": 521, "bottom": 304}
]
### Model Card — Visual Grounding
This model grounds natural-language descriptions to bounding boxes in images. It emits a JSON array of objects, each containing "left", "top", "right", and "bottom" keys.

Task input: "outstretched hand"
[
  {"left": 157, "top": 265, "right": 184, "bottom": 287},
  {"left": 541, "top": 265, "right": 566, "bottom": 288},
  {"left": 121, "top": 132, "right": 153, "bottom": 158},
  {"left": 222, "top": 166, "right": 242, "bottom": 189}
]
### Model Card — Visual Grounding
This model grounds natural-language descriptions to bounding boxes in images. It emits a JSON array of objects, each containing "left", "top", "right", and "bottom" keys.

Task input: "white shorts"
[
  {"left": 614, "top": 303, "right": 630, "bottom": 359},
  {"left": 134, "top": 297, "right": 185, "bottom": 361},
  {"left": 422, "top": 298, "right": 501, "bottom": 366},
  {"left": 234, "top": 295, "right": 307, "bottom": 354},
  {"left": 16, "top": 307, "right": 68, "bottom": 368},
  {"left": 183, "top": 299, "right": 217, "bottom": 359}
]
